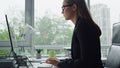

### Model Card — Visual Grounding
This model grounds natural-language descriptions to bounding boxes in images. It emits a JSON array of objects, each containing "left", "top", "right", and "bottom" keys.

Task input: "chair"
[
  {"left": 104, "top": 22, "right": 120, "bottom": 68},
  {"left": 104, "top": 45, "right": 120, "bottom": 68}
]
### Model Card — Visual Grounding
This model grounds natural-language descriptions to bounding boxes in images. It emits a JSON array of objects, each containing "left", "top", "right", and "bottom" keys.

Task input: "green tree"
[
  {"left": 0, "top": 29, "right": 9, "bottom": 40},
  {"left": 35, "top": 14, "right": 73, "bottom": 45}
]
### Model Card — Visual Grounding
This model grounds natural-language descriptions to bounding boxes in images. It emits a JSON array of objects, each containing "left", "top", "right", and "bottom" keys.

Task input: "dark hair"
[
  {"left": 67, "top": 0, "right": 93, "bottom": 21},
  {"left": 67, "top": 0, "right": 101, "bottom": 35}
]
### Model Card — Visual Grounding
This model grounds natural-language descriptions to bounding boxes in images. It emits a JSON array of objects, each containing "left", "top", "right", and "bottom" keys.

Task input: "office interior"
[{"left": 0, "top": 0, "right": 120, "bottom": 68}]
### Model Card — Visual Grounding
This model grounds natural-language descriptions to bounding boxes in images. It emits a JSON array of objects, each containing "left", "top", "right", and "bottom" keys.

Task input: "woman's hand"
[{"left": 45, "top": 57, "right": 60, "bottom": 66}]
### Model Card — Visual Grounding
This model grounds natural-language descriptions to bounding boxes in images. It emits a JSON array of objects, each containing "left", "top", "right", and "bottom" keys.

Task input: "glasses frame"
[{"left": 62, "top": 4, "right": 73, "bottom": 11}]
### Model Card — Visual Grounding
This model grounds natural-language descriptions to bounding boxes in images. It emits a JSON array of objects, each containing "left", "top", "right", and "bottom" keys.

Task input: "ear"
[{"left": 72, "top": 4, "right": 77, "bottom": 11}]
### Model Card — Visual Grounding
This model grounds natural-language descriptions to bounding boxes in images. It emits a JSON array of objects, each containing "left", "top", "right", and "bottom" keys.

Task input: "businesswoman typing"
[{"left": 46, "top": 0, "right": 104, "bottom": 68}]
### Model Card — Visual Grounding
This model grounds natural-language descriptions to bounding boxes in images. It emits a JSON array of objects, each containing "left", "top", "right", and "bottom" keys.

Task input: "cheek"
[
  {"left": 64, "top": 10, "right": 73, "bottom": 20},
  {"left": 64, "top": 12, "right": 70, "bottom": 20}
]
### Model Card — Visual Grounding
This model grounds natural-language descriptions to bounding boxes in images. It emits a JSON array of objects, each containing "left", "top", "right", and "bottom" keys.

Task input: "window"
[
  {"left": 0, "top": 0, "right": 25, "bottom": 40},
  {"left": 1, "top": 0, "right": 118, "bottom": 59},
  {"left": 33, "top": 0, "right": 92, "bottom": 58},
  {"left": 90, "top": 0, "right": 120, "bottom": 58},
  {"left": 34, "top": 0, "right": 73, "bottom": 57},
  {"left": 0, "top": 0, "right": 25, "bottom": 56}
]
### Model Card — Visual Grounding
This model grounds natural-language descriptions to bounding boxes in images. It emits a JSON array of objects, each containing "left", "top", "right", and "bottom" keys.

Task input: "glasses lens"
[
  {"left": 62, "top": 6, "right": 65, "bottom": 11},
  {"left": 62, "top": 4, "right": 73, "bottom": 11}
]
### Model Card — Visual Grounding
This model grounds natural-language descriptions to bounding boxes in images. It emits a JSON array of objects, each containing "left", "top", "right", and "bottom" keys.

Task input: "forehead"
[
  {"left": 63, "top": 0, "right": 69, "bottom": 4},
  {"left": 63, "top": 0, "right": 74, "bottom": 4}
]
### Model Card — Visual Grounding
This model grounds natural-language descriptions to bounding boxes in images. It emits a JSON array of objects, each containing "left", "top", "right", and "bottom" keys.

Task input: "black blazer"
[{"left": 58, "top": 17, "right": 104, "bottom": 68}]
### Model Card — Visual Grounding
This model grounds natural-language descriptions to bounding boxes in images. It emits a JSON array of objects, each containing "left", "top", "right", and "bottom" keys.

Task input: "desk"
[
  {"left": 29, "top": 57, "right": 106, "bottom": 68},
  {"left": 28, "top": 57, "right": 68, "bottom": 68},
  {"left": 18, "top": 61, "right": 51, "bottom": 68},
  {"left": 28, "top": 58, "right": 54, "bottom": 68},
  {"left": 32, "top": 63, "right": 51, "bottom": 68}
]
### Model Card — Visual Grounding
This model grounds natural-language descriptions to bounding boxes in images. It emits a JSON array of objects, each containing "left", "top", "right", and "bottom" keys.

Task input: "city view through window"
[{"left": 90, "top": 0, "right": 120, "bottom": 58}]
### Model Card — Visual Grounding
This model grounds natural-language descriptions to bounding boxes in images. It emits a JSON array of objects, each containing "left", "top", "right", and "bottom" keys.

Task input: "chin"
[
  {"left": 65, "top": 17, "right": 70, "bottom": 20},
  {"left": 64, "top": 15, "right": 70, "bottom": 20}
]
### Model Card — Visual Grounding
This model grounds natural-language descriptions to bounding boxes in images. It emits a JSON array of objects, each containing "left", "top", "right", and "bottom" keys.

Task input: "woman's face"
[{"left": 62, "top": 0, "right": 76, "bottom": 20}]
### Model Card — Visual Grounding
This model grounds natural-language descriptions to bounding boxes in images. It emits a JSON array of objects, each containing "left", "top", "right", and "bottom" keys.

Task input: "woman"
[{"left": 46, "top": 0, "right": 104, "bottom": 68}]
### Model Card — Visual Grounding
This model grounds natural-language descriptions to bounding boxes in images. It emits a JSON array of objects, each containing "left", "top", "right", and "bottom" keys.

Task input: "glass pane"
[
  {"left": 0, "top": 0, "right": 25, "bottom": 41},
  {"left": 0, "top": 0, "right": 25, "bottom": 56},
  {"left": 35, "top": 0, "right": 73, "bottom": 57},
  {"left": 90, "top": 0, "right": 120, "bottom": 58}
]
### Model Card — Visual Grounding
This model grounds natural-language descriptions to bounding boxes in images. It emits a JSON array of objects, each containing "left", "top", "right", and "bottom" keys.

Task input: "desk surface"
[
  {"left": 18, "top": 61, "right": 52, "bottom": 68},
  {"left": 28, "top": 58, "right": 60, "bottom": 68},
  {"left": 28, "top": 57, "right": 106, "bottom": 68},
  {"left": 32, "top": 63, "right": 51, "bottom": 68}
]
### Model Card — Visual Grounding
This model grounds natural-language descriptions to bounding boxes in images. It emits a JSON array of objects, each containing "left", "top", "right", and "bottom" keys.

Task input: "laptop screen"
[{"left": 5, "top": 15, "right": 17, "bottom": 58}]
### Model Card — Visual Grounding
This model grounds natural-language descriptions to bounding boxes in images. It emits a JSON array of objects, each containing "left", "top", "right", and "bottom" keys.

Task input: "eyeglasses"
[{"left": 62, "top": 4, "right": 73, "bottom": 11}]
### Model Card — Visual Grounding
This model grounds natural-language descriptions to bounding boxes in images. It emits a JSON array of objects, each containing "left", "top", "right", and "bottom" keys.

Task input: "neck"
[{"left": 71, "top": 15, "right": 78, "bottom": 25}]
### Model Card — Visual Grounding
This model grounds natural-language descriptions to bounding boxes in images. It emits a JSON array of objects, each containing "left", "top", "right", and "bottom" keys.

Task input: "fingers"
[
  {"left": 46, "top": 58, "right": 56, "bottom": 64},
  {"left": 45, "top": 58, "right": 60, "bottom": 66}
]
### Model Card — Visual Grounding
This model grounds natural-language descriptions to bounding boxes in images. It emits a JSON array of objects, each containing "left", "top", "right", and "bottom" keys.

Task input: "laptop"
[
  {"left": 0, "top": 15, "right": 16, "bottom": 68},
  {"left": 5, "top": 15, "right": 33, "bottom": 68},
  {"left": 5, "top": 15, "right": 18, "bottom": 59}
]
